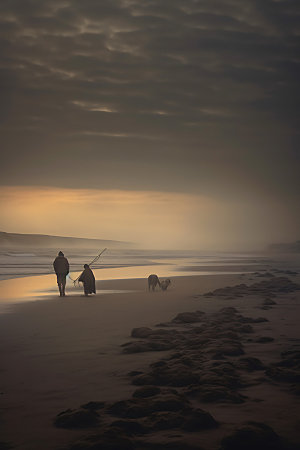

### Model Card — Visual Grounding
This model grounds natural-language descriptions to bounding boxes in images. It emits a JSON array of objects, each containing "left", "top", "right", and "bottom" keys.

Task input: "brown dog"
[{"left": 160, "top": 279, "right": 171, "bottom": 291}]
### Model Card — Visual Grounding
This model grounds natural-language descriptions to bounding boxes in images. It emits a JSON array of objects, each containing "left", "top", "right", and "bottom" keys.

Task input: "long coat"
[
  {"left": 53, "top": 255, "right": 69, "bottom": 275},
  {"left": 79, "top": 267, "right": 96, "bottom": 295}
]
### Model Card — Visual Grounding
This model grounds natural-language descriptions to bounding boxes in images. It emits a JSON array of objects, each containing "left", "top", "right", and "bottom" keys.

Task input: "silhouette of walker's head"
[
  {"left": 58, "top": 251, "right": 64, "bottom": 257},
  {"left": 84, "top": 264, "right": 89, "bottom": 269}
]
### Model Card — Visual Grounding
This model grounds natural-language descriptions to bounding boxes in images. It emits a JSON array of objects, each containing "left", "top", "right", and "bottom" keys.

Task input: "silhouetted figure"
[
  {"left": 148, "top": 274, "right": 161, "bottom": 291},
  {"left": 79, "top": 264, "right": 96, "bottom": 296},
  {"left": 53, "top": 251, "right": 69, "bottom": 297}
]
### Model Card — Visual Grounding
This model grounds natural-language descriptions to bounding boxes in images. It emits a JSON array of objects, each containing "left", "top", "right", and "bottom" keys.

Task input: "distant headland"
[{"left": 0, "top": 231, "right": 133, "bottom": 249}]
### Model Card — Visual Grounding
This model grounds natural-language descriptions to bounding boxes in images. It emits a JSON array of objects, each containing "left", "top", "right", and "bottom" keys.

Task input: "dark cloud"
[{"left": 0, "top": 0, "right": 299, "bottom": 211}]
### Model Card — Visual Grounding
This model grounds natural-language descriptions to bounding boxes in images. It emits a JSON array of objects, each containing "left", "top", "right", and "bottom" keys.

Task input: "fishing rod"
[{"left": 68, "top": 248, "right": 107, "bottom": 285}]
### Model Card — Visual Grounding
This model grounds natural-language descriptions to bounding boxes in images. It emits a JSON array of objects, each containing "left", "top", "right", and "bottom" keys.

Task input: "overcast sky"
[{"left": 0, "top": 0, "right": 299, "bottom": 249}]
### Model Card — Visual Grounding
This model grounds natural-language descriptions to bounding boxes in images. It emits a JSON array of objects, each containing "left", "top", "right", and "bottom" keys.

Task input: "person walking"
[
  {"left": 53, "top": 251, "right": 69, "bottom": 297},
  {"left": 78, "top": 264, "right": 96, "bottom": 296}
]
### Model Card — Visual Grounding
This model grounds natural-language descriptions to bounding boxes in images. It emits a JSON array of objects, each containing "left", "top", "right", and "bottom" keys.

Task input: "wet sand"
[{"left": 0, "top": 273, "right": 299, "bottom": 449}]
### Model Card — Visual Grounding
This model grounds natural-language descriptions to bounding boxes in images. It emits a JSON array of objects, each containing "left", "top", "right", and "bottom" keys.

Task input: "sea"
[{"left": 0, "top": 247, "right": 298, "bottom": 310}]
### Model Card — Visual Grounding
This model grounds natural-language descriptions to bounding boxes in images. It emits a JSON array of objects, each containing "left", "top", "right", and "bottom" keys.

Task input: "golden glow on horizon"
[
  {"left": 0, "top": 186, "right": 215, "bottom": 248},
  {"left": 0, "top": 186, "right": 295, "bottom": 250}
]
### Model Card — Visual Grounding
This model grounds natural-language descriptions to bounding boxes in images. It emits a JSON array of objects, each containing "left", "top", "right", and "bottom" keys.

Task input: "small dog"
[{"left": 160, "top": 279, "right": 171, "bottom": 291}]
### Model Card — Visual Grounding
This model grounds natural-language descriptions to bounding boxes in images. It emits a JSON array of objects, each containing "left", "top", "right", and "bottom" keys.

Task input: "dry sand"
[{"left": 0, "top": 273, "right": 299, "bottom": 449}]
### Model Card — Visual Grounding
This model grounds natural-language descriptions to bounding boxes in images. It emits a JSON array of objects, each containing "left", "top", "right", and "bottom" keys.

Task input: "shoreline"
[{"left": 0, "top": 272, "right": 299, "bottom": 449}]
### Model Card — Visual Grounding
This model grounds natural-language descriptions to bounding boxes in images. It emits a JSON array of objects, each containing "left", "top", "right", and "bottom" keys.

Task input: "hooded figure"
[
  {"left": 79, "top": 264, "right": 96, "bottom": 296},
  {"left": 53, "top": 251, "right": 69, "bottom": 297}
]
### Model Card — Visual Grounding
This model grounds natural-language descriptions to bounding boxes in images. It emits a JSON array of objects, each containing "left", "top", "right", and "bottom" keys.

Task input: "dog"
[
  {"left": 148, "top": 274, "right": 161, "bottom": 291},
  {"left": 160, "top": 279, "right": 171, "bottom": 291},
  {"left": 148, "top": 275, "right": 171, "bottom": 291}
]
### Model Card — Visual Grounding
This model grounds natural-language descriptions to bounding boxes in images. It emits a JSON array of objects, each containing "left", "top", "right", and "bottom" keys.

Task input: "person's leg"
[
  {"left": 57, "top": 274, "right": 62, "bottom": 296},
  {"left": 61, "top": 276, "right": 66, "bottom": 296}
]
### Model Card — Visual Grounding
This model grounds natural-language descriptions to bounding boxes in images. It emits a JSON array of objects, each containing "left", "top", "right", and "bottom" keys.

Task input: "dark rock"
[
  {"left": 107, "top": 394, "right": 187, "bottom": 419},
  {"left": 206, "top": 341, "right": 245, "bottom": 358},
  {"left": 182, "top": 408, "right": 219, "bottom": 431},
  {"left": 131, "top": 327, "right": 154, "bottom": 338},
  {"left": 238, "top": 316, "right": 268, "bottom": 324},
  {"left": 256, "top": 336, "right": 274, "bottom": 343},
  {"left": 235, "top": 324, "right": 254, "bottom": 333},
  {"left": 188, "top": 385, "right": 246, "bottom": 404},
  {"left": 121, "top": 340, "right": 173, "bottom": 353},
  {"left": 128, "top": 370, "right": 144, "bottom": 377},
  {"left": 107, "top": 399, "right": 151, "bottom": 419},
  {"left": 132, "top": 365, "right": 200, "bottom": 387},
  {"left": 54, "top": 408, "right": 99, "bottom": 429},
  {"left": 263, "top": 299, "right": 277, "bottom": 305},
  {"left": 266, "top": 349, "right": 300, "bottom": 383},
  {"left": 151, "top": 396, "right": 187, "bottom": 412},
  {"left": 131, "top": 327, "right": 173, "bottom": 338},
  {"left": 280, "top": 349, "right": 300, "bottom": 364},
  {"left": 219, "top": 307, "right": 239, "bottom": 315},
  {"left": 132, "top": 386, "right": 161, "bottom": 398},
  {"left": 266, "top": 367, "right": 300, "bottom": 383},
  {"left": 237, "top": 357, "right": 265, "bottom": 371},
  {"left": 220, "top": 421, "right": 284, "bottom": 450},
  {"left": 147, "top": 411, "right": 184, "bottom": 430},
  {"left": 204, "top": 277, "right": 300, "bottom": 299},
  {"left": 172, "top": 311, "right": 205, "bottom": 323},
  {"left": 81, "top": 401, "right": 106, "bottom": 410}
]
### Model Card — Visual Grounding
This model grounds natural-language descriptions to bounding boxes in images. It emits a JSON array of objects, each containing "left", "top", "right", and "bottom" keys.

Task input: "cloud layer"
[{"left": 0, "top": 1, "right": 299, "bottom": 245}]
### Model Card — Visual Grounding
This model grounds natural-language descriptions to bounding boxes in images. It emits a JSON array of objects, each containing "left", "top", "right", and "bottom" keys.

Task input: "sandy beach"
[{"left": 0, "top": 271, "right": 300, "bottom": 450}]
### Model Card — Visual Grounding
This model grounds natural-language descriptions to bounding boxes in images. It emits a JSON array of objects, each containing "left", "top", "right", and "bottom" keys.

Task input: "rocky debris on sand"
[
  {"left": 123, "top": 307, "right": 266, "bottom": 356},
  {"left": 266, "top": 349, "right": 300, "bottom": 384},
  {"left": 203, "top": 277, "right": 300, "bottom": 298},
  {"left": 220, "top": 421, "right": 286, "bottom": 450},
  {"left": 59, "top": 387, "right": 216, "bottom": 449},
  {"left": 107, "top": 392, "right": 188, "bottom": 419},
  {"left": 187, "top": 384, "right": 247, "bottom": 404},
  {"left": 56, "top": 289, "right": 296, "bottom": 450},
  {"left": 124, "top": 307, "right": 270, "bottom": 406}
]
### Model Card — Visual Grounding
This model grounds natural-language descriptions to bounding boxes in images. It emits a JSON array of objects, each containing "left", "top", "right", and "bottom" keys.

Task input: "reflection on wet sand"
[{"left": 0, "top": 260, "right": 252, "bottom": 310}]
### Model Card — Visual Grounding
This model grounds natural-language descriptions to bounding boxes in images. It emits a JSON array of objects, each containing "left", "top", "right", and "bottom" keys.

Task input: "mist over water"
[{"left": 0, "top": 247, "right": 271, "bottom": 281}]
